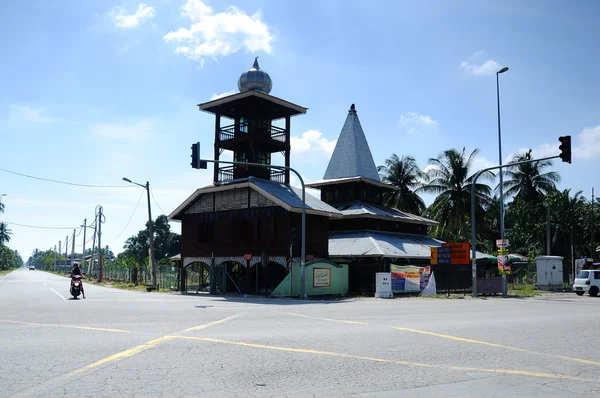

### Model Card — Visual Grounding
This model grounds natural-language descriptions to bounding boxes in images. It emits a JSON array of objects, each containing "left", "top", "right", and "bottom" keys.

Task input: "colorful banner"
[{"left": 390, "top": 265, "right": 431, "bottom": 293}]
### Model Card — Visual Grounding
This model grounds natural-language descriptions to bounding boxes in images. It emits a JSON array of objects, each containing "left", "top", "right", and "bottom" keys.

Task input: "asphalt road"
[{"left": 1, "top": 268, "right": 599, "bottom": 397}]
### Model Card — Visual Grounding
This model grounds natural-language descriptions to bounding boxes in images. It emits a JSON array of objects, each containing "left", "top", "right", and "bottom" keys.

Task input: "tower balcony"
[
  {"left": 218, "top": 122, "right": 287, "bottom": 144},
  {"left": 218, "top": 165, "right": 286, "bottom": 184}
]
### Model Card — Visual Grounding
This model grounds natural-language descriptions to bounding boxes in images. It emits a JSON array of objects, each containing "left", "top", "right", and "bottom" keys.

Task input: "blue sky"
[{"left": 1, "top": 0, "right": 599, "bottom": 259}]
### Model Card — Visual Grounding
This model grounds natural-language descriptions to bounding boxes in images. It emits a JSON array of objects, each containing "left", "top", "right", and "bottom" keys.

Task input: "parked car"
[{"left": 573, "top": 270, "right": 600, "bottom": 296}]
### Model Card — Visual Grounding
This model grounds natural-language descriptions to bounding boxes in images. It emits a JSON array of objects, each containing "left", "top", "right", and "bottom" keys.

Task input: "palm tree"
[
  {"left": 0, "top": 222, "right": 12, "bottom": 246},
  {"left": 377, "top": 154, "right": 426, "bottom": 214},
  {"left": 502, "top": 149, "right": 560, "bottom": 202},
  {"left": 421, "top": 147, "right": 494, "bottom": 240},
  {"left": 0, "top": 202, "right": 4, "bottom": 214}
]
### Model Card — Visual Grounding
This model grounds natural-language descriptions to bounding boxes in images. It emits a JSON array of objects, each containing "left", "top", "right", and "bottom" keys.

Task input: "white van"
[{"left": 573, "top": 270, "right": 600, "bottom": 296}]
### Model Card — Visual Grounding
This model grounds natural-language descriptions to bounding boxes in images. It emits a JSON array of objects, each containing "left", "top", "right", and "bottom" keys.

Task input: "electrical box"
[
  {"left": 536, "top": 256, "right": 564, "bottom": 291},
  {"left": 375, "top": 272, "right": 392, "bottom": 298}
]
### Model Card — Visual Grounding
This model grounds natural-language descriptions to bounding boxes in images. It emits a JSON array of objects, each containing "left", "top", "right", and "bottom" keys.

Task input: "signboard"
[
  {"left": 442, "top": 242, "right": 470, "bottom": 265},
  {"left": 496, "top": 239, "right": 509, "bottom": 248},
  {"left": 243, "top": 254, "right": 252, "bottom": 261},
  {"left": 438, "top": 247, "right": 451, "bottom": 265},
  {"left": 497, "top": 248, "right": 511, "bottom": 274},
  {"left": 430, "top": 247, "right": 438, "bottom": 265},
  {"left": 390, "top": 265, "right": 431, "bottom": 292},
  {"left": 313, "top": 268, "right": 331, "bottom": 288}
]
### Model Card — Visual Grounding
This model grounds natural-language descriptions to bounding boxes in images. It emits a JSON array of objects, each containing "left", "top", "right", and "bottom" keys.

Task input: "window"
[
  {"left": 198, "top": 222, "right": 213, "bottom": 242},
  {"left": 324, "top": 191, "right": 332, "bottom": 201},
  {"left": 360, "top": 189, "right": 367, "bottom": 201},
  {"left": 256, "top": 219, "right": 262, "bottom": 241},
  {"left": 595, "top": 271, "right": 600, "bottom": 280},
  {"left": 239, "top": 117, "right": 249, "bottom": 133},
  {"left": 334, "top": 190, "right": 342, "bottom": 201},
  {"left": 345, "top": 189, "right": 353, "bottom": 201},
  {"left": 256, "top": 152, "right": 271, "bottom": 165},
  {"left": 577, "top": 271, "right": 589, "bottom": 279},
  {"left": 234, "top": 152, "right": 248, "bottom": 163},
  {"left": 240, "top": 219, "right": 249, "bottom": 240}
]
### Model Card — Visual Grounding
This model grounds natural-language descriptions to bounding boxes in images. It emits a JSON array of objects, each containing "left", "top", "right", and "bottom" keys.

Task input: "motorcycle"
[{"left": 70, "top": 274, "right": 84, "bottom": 299}]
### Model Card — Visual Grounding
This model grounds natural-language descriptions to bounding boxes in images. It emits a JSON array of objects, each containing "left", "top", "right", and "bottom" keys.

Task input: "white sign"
[
  {"left": 313, "top": 268, "right": 331, "bottom": 288},
  {"left": 496, "top": 239, "right": 509, "bottom": 248}
]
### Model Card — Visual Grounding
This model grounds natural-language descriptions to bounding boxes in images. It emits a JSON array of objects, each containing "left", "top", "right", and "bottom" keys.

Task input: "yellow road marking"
[
  {"left": 172, "top": 335, "right": 590, "bottom": 382},
  {"left": 394, "top": 327, "right": 526, "bottom": 351},
  {"left": 70, "top": 315, "right": 240, "bottom": 375},
  {"left": 0, "top": 319, "right": 131, "bottom": 333},
  {"left": 283, "top": 312, "right": 368, "bottom": 325},
  {"left": 393, "top": 327, "right": 600, "bottom": 367},
  {"left": 179, "top": 314, "right": 240, "bottom": 333},
  {"left": 73, "top": 336, "right": 174, "bottom": 374}
]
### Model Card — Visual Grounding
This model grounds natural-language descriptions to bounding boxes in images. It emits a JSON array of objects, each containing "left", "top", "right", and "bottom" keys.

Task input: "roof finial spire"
[
  {"left": 350, "top": 103, "right": 356, "bottom": 112},
  {"left": 253, "top": 56, "right": 260, "bottom": 69}
]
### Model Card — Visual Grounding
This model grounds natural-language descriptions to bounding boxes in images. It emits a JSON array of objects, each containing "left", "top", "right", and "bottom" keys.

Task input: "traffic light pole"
[
  {"left": 197, "top": 158, "right": 308, "bottom": 299},
  {"left": 471, "top": 155, "right": 560, "bottom": 298}
]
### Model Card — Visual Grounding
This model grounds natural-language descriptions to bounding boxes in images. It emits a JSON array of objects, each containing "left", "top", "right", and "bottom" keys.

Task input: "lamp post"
[
  {"left": 496, "top": 66, "right": 509, "bottom": 297},
  {"left": 123, "top": 177, "right": 157, "bottom": 288}
]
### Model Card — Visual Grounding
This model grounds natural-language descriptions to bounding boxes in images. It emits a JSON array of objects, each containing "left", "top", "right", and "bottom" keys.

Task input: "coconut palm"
[
  {"left": 377, "top": 154, "right": 426, "bottom": 215},
  {"left": 0, "top": 222, "right": 12, "bottom": 246},
  {"left": 421, "top": 148, "right": 494, "bottom": 240},
  {"left": 502, "top": 149, "right": 560, "bottom": 202}
]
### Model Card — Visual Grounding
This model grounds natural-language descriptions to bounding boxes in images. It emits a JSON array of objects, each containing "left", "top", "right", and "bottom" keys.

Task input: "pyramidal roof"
[{"left": 323, "top": 104, "right": 381, "bottom": 182}]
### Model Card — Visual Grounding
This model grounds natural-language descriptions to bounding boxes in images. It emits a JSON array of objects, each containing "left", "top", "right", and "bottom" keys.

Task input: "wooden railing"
[{"left": 218, "top": 122, "right": 287, "bottom": 143}]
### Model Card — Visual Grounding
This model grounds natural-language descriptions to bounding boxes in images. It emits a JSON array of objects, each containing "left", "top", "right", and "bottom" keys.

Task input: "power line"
[
  {"left": 106, "top": 190, "right": 145, "bottom": 243},
  {"left": 1, "top": 221, "right": 80, "bottom": 230},
  {"left": 0, "top": 167, "right": 137, "bottom": 188},
  {"left": 150, "top": 187, "right": 167, "bottom": 215}
]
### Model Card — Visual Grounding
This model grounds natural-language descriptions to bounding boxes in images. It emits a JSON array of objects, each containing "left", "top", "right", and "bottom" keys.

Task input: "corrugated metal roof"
[
  {"left": 323, "top": 104, "right": 381, "bottom": 181},
  {"left": 169, "top": 178, "right": 342, "bottom": 220},
  {"left": 306, "top": 176, "right": 394, "bottom": 190},
  {"left": 329, "top": 230, "right": 489, "bottom": 259},
  {"left": 337, "top": 202, "right": 438, "bottom": 226}
]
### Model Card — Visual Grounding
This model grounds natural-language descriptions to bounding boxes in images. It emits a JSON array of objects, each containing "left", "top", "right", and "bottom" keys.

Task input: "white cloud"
[
  {"left": 291, "top": 130, "right": 336, "bottom": 154},
  {"left": 398, "top": 112, "right": 438, "bottom": 135},
  {"left": 574, "top": 124, "right": 600, "bottom": 159},
  {"left": 210, "top": 90, "right": 236, "bottom": 100},
  {"left": 8, "top": 105, "right": 56, "bottom": 124},
  {"left": 399, "top": 112, "right": 437, "bottom": 125},
  {"left": 90, "top": 118, "right": 155, "bottom": 142},
  {"left": 460, "top": 60, "right": 503, "bottom": 76},
  {"left": 163, "top": 0, "right": 273, "bottom": 63},
  {"left": 109, "top": 3, "right": 155, "bottom": 29}
]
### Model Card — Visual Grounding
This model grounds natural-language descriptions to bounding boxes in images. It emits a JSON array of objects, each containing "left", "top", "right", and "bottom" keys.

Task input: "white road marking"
[{"left": 50, "top": 288, "right": 66, "bottom": 300}]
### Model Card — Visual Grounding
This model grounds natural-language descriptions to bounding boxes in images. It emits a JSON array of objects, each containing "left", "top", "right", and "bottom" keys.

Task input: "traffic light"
[
  {"left": 190, "top": 142, "right": 208, "bottom": 169},
  {"left": 558, "top": 135, "right": 571, "bottom": 164},
  {"left": 191, "top": 142, "right": 199, "bottom": 169}
]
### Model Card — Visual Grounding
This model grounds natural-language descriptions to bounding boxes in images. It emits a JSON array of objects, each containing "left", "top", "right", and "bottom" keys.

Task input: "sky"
[{"left": 1, "top": 0, "right": 599, "bottom": 260}]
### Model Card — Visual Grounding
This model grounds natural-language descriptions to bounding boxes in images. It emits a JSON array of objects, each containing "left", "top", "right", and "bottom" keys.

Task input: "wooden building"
[
  {"left": 169, "top": 59, "right": 341, "bottom": 295},
  {"left": 306, "top": 104, "right": 442, "bottom": 294}
]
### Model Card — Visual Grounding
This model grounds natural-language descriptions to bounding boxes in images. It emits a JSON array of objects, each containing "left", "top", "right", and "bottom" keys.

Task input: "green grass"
[
  {"left": 508, "top": 283, "right": 543, "bottom": 297},
  {"left": 0, "top": 269, "right": 15, "bottom": 276}
]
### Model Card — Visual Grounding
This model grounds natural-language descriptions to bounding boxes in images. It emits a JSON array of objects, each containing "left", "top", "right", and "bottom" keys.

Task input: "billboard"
[{"left": 390, "top": 265, "right": 431, "bottom": 293}]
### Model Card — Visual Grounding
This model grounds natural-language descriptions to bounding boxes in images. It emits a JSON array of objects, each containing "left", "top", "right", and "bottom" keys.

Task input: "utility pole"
[
  {"left": 88, "top": 223, "right": 97, "bottom": 276},
  {"left": 81, "top": 219, "right": 87, "bottom": 273},
  {"left": 146, "top": 182, "right": 156, "bottom": 288},
  {"left": 65, "top": 235, "right": 69, "bottom": 260},
  {"left": 97, "top": 206, "right": 103, "bottom": 282},
  {"left": 592, "top": 187, "right": 595, "bottom": 255},
  {"left": 58, "top": 241, "right": 62, "bottom": 269},
  {"left": 70, "top": 228, "right": 76, "bottom": 267},
  {"left": 53, "top": 245, "right": 57, "bottom": 270}
]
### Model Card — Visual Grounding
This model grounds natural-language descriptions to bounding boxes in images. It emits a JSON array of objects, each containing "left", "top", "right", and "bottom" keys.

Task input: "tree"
[
  {"left": 502, "top": 149, "right": 560, "bottom": 202},
  {"left": 0, "top": 201, "right": 4, "bottom": 214},
  {"left": 377, "top": 154, "right": 426, "bottom": 215},
  {"left": 421, "top": 147, "right": 494, "bottom": 241},
  {"left": 0, "top": 222, "right": 12, "bottom": 246}
]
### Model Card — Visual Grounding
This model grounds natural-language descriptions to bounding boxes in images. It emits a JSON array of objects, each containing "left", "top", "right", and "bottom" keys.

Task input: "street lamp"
[
  {"left": 123, "top": 177, "right": 157, "bottom": 288},
  {"left": 496, "top": 66, "right": 509, "bottom": 297}
]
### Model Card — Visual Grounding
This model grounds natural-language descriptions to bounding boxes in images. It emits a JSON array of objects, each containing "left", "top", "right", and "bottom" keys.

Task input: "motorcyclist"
[{"left": 70, "top": 262, "right": 85, "bottom": 299}]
